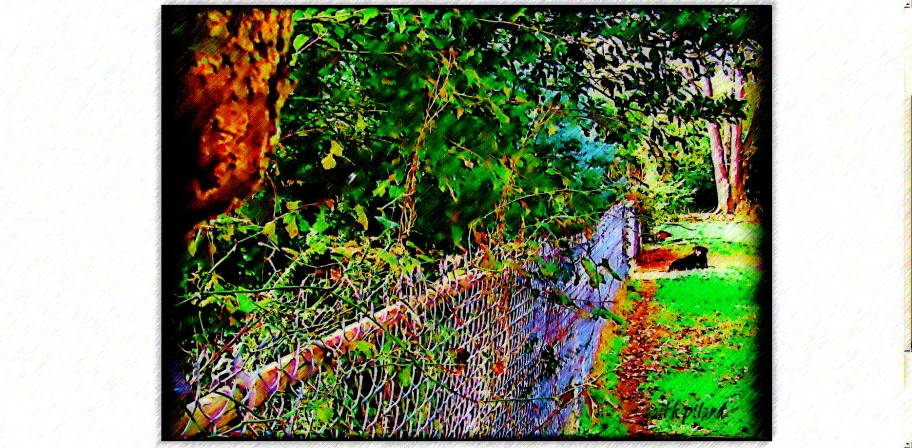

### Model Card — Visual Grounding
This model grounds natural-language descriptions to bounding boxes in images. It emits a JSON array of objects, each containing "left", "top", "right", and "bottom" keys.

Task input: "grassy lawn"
[
  {"left": 647, "top": 266, "right": 762, "bottom": 437},
  {"left": 580, "top": 220, "right": 765, "bottom": 438},
  {"left": 646, "top": 221, "right": 764, "bottom": 437}
]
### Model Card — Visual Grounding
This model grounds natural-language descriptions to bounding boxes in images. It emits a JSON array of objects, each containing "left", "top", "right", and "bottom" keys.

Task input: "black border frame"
[{"left": 161, "top": 4, "right": 773, "bottom": 441}]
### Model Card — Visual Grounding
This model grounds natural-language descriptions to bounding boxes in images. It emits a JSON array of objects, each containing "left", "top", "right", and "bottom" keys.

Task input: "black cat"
[{"left": 668, "top": 246, "right": 709, "bottom": 271}]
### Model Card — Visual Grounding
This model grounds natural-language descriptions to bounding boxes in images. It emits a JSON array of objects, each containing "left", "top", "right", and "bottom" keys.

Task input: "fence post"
[{"left": 623, "top": 200, "right": 639, "bottom": 261}]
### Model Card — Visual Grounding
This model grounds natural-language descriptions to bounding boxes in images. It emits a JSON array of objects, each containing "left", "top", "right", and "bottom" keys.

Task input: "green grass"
[
  {"left": 653, "top": 268, "right": 760, "bottom": 327},
  {"left": 645, "top": 221, "right": 763, "bottom": 438},
  {"left": 578, "top": 220, "right": 764, "bottom": 439},
  {"left": 578, "top": 336, "right": 627, "bottom": 437},
  {"left": 656, "top": 221, "right": 764, "bottom": 244},
  {"left": 654, "top": 222, "right": 764, "bottom": 258}
]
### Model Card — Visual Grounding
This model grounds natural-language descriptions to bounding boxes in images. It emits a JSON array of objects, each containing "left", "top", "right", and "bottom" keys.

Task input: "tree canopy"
[{"left": 223, "top": 6, "right": 768, "bottom": 250}]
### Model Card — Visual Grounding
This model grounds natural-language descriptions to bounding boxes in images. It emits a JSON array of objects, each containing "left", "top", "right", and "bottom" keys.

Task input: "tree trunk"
[
  {"left": 729, "top": 67, "right": 747, "bottom": 208},
  {"left": 695, "top": 69, "right": 734, "bottom": 214},
  {"left": 707, "top": 120, "right": 733, "bottom": 214},
  {"left": 722, "top": 121, "right": 732, "bottom": 169},
  {"left": 729, "top": 120, "right": 746, "bottom": 206},
  {"left": 164, "top": 8, "right": 297, "bottom": 241}
]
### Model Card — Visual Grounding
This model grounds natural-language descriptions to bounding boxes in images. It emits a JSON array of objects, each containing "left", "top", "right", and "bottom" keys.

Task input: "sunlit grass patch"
[
  {"left": 653, "top": 222, "right": 763, "bottom": 261},
  {"left": 643, "top": 220, "right": 763, "bottom": 438},
  {"left": 655, "top": 267, "right": 761, "bottom": 325},
  {"left": 656, "top": 221, "right": 763, "bottom": 245}
]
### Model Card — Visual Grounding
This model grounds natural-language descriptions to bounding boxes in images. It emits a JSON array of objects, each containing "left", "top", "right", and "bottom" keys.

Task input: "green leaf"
[
  {"left": 321, "top": 154, "right": 337, "bottom": 169},
  {"left": 590, "top": 388, "right": 608, "bottom": 404},
  {"left": 354, "top": 204, "right": 369, "bottom": 230},
  {"left": 359, "top": 8, "right": 380, "bottom": 25},
  {"left": 309, "top": 238, "right": 328, "bottom": 256},
  {"left": 323, "top": 37, "right": 341, "bottom": 49},
  {"left": 464, "top": 69, "right": 480, "bottom": 86},
  {"left": 582, "top": 258, "right": 603, "bottom": 288},
  {"left": 591, "top": 307, "right": 626, "bottom": 326},
  {"left": 330, "top": 140, "right": 344, "bottom": 156},
  {"left": 284, "top": 214, "right": 299, "bottom": 238},
  {"left": 236, "top": 293, "right": 256, "bottom": 313},
  {"left": 314, "top": 401, "right": 333, "bottom": 424},
  {"left": 298, "top": 8, "right": 318, "bottom": 21},
  {"left": 509, "top": 8, "right": 527, "bottom": 22},
  {"left": 296, "top": 215, "right": 311, "bottom": 233},
  {"left": 539, "top": 261, "right": 559, "bottom": 278},
  {"left": 489, "top": 101, "right": 510, "bottom": 125},
  {"left": 397, "top": 364, "right": 413, "bottom": 387},
  {"left": 451, "top": 225, "right": 464, "bottom": 246},
  {"left": 350, "top": 340, "right": 375, "bottom": 358},
  {"left": 293, "top": 34, "right": 307, "bottom": 51},
  {"left": 187, "top": 233, "right": 202, "bottom": 257},
  {"left": 333, "top": 245, "right": 358, "bottom": 259},
  {"left": 263, "top": 221, "right": 278, "bottom": 244},
  {"left": 376, "top": 215, "right": 398, "bottom": 230},
  {"left": 378, "top": 250, "right": 399, "bottom": 268},
  {"left": 391, "top": 9, "right": 407, "bottom": 33},
  {"left": 311, "top": 209, "right": 330, "bottom": 234},
  {"left": 547, "top": 290, "right": 575, "bottom": 308},
  {"left": 598, "top": 259, "right": 624, "bottom": 281},
  {"left": 373, "top": 179, "right": 389, "bottom": 197}
]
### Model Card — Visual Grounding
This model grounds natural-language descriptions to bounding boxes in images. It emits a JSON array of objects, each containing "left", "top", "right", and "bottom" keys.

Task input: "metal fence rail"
[{"left": 174, "top": 201, "right": 637, "bottom": 439}]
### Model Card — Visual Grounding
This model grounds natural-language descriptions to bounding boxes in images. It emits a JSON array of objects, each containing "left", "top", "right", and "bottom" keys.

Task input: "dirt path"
[{"left": 615, "top": 278, "right": 666, "bottom": 435}]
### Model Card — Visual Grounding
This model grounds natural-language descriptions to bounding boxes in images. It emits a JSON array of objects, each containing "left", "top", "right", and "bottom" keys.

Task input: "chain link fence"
[{"left": 173, "top": 201, "right": 637, "bottom": 439}]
